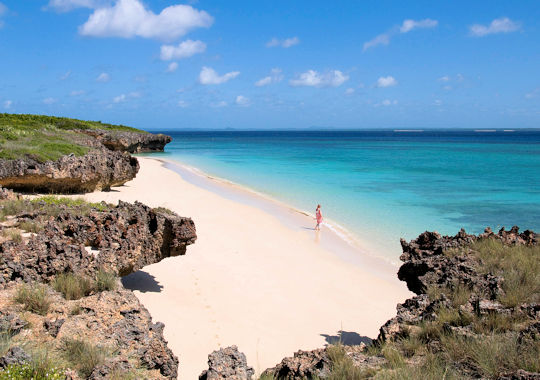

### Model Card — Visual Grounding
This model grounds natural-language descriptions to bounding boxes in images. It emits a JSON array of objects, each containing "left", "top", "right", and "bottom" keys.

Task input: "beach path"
[{"left": 82, "top": 157, "right": 412, "bottom": 379}]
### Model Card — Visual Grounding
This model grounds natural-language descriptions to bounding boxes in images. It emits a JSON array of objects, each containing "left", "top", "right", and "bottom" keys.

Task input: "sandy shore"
[{"left": 82, "top": 157, "right": 412, "bottom": 379}]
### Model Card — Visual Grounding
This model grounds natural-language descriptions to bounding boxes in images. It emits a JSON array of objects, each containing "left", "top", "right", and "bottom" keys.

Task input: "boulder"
[{"left": 199, "top": 346, "right": 255, "bottom": 380}]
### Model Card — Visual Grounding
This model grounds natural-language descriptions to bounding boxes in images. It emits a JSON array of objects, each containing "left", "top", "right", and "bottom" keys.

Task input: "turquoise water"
[{"left": 147, "top": 130, "right": 540, "bottom": 260}]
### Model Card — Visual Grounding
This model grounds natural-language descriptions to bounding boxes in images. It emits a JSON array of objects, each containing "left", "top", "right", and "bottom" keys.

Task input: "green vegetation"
[
  {"left": 53, "top": 273, "right": 95, "bottom": 301},
  {"left": 470, "top": 239, "right": 540, "bottom": 307},
  {"left": 0, "top": 113, "right": 145, "bottom": 162},
  {"left": 53, "top": 270, "right": 117, "bottom": 300},
  {"left": 312, "top": 239, "right": 540, "bottom": 380},
  {"left": 95, "top": 270, "right": 117, "bottom": 292},
  {"left": 326, "top": 344, "right": 377, "bottom": 379},
  {"left": 1, "top": 228, "right": 22, "bottom": 242},
  {"left": 0, "top": 363, "right": 65, "bottom": 380},
  {"left": 61, "top": 338, "right": 109, "bottom": 378},
  {"left": 152, "top": 206, "right": 176, "bottom": 215},
  {"left": 0, "top": 196, "right": 111, "bottom": 223},
  {"left": 14, "top": 283, "right": 51, "bottom": 315}
]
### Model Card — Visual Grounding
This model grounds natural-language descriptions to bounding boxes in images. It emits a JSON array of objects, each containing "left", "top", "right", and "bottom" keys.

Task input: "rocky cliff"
[
  {"left": 81, "top": 129, "right": 172, "bottom": 153},
  {"left": 0, "top": 114, "right": 172, "bottom": 193},
  {"left": 203, "top": 227, "right": 539, "bottom": 380},
  {"left": 0, "top": 190, "right": 196, "bottom": 379}
]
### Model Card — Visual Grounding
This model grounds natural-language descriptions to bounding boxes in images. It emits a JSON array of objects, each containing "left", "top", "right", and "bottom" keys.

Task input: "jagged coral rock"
[
  {"left": 0, "top": 150, "right": 139, "bottom": 193},
  {"left": 80, "top": 129, "right": 172, "bottom": 153},
  {"left": 0, "top": 200, "right": 196, "bottom": 283},
  {"left": 199, "top": 346, "right": 255, "bottom": 380}
]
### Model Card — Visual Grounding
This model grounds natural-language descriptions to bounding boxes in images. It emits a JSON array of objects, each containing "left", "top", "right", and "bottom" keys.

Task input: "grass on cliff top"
[
  {"left": 471, "top": 239, "right": 540, "bottom": 307},
  {"left": 0, "top": 196, "right": 111, "bottom": 222},
  {"left": 0, "top": 113, "right": 146, "bottom": 162}
]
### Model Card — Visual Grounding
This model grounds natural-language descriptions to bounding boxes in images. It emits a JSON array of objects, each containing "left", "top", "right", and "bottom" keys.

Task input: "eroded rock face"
[
  {"left": 0, "top": 150, "right": 139, "bottom": 193},
  {"left": 199, "top": 346, "right": 255, "bottom": 380},
  {"left": 0, "top": 283, "right": 178, "bottom": 379},
  {"left": 397, "top": 227, "right": 537, "bottom": 295},
  {"left": 80, "top": 129, "right": 172, "bottom": 153},
  {"left": 260, "top": 346, "right": 384, "bottom": 380},
  {"left": 0, "top": 200, "right": 196, "bottom": 284}
]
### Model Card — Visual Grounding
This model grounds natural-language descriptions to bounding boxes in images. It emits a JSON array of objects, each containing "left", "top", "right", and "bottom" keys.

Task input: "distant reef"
[
  {"left": 0, "top": 113, "right": 171, "bottom": 193},
  {"left": 0, "top": 188, "right": 197, "bottom": 379},
  {"left": 201, "top": 227, "right": 539, "bottom": 380}
]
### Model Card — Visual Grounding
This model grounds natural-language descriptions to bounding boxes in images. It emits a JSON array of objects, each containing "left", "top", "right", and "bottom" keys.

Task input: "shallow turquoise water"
[{"left": 146, "top": 130, "right": 540, "bottom": 260}]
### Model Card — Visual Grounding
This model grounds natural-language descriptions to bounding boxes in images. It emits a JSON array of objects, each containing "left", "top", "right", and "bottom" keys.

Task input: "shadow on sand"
[
  {"left": 121, "top": 270, "right": 163, "bottom": 293},
  {"left": 320, "top": 330, "right": 372, "bottom": 346}
]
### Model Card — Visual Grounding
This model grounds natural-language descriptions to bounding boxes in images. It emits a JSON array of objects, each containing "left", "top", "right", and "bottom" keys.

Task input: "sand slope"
[{"left": 83, "top": 157, "right": 411, "bottom": 379}]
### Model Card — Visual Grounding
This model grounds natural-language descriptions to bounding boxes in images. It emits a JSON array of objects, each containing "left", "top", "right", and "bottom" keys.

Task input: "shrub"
[
  {"left": 326, "top": 344, "right": 377, "bottom": 380},
  {"left": 18, "top": 220, "right": 42, "bottom": 233},
  {"left": 0, "top": 363, "right": 65, "bottom": 380},
  {"left": 53, "top": 273, "right": 94, "bottom": 300},
  {"left": 152, "top": 206, "right": 175, "bottom": 215},
  {"left": 1, "top": 228, "right": 22, "bottom": 242},
  {"left": 381, "top": 345, "right": 405, "bottom": 369},
  {"left": 95, "top": 270, "right": 117, "bottom": 292},
  {"left": 14, "top": 284, "right": 51, "bottom": 315},
  {"left": 62, "top": 338, "right": 109, "bottom": 378}
]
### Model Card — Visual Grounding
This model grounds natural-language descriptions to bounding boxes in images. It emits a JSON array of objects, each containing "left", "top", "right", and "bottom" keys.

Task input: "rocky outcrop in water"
[
  {"left": 0, "top": 150, "right": 139, "bottom": 193},
  {"left": 81, "top": 129, "right": 172, "bottom": 153},
  {"left": 0, "top": 199, "right": 196, "bottom": 284}
]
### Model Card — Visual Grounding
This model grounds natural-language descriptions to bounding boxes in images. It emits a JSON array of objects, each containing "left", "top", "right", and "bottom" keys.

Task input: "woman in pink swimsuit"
[{"left": 315, "top": 204, "right": 323, "bottom": 231}]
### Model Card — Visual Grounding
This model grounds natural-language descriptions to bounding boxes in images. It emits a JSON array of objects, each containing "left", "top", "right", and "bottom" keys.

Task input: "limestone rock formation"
[
  {"left": 199, "top": 346, "right": 255, "bottom": 380},
  {"left": 0, "top": 200, "right": 196, "bottom": 284},
  {"left": 81, "top": 129, "right": 172, "bottom": 153},
  {"left": 0, "top": 150, "right": 139, "bottom": 193}
]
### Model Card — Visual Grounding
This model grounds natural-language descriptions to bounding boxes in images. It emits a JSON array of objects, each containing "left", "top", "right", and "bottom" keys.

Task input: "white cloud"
[
  {"left": 96, "top": 72, "right": 110, "bottom": 82},
  {"left": 376, "top": 99, "right": 398, "bottom": 107},
  {"left": 525, "top": 88, "right": 540, "bottom": 99},
  {"left": 46, "top": 0, "right": 109, "bottom": 12},
  {"left": 166, "top": 62, "right": 178, "bottom": 73},
  {"left": 235, "top": 95, "right": 250, "bottom": 107},
  {"left": 345, "top": 88, "right": 355, "bottom": 95},
  {"left": 255, "top": 68, "right": 283, "bottom": 86},
  {"left": 376, "top": 76, "right": 397, "bottom": 88},
  {"left": 438, "top": 75, "right": 450, "bottom": 82},
  {"left": 470, "top": 17, "right": 521, "bottom": 37},
  {"left": 113, "top": 91, "right": 141, "bottom": 103},
  {"left": 79, "top": 0, "right": 213, "bottom": 40},
  {"left": 43, "top": 97, "right": 57, "bottom": 105},
  {"left": 199, "top": 66, "right": 239, "bottom": 85},
  {"left": 434, "top": 99, "right": 442, "bottom": 106},
  {"left": 211, "top": 100, "right": 227, "bottom": 108},
  {"left": 364, "top": 18, "right": 438, "bottom": 51},
  {"left": 3, "top": 100, "right": 12, "bottom": 109},
  {"left": 177, "top": 100, "right": 188, "bottom": 108},
  {"left": 266, "top": 36, "right": 299, "bottom": 48},
  {"left": 255, "top": 76, "right": 272, "bottom": 87},
  {"left": 113, "top": 94, "right": 126, "bottom": 103},
  {"left": 70, "top": 90, "right": 85, "bottom": 96},
  {"left": 0, "top": 2, "right": 7, "bottom": 27},
  {"left": 160, "top": 39, "right": 206, "bottom": 60},
  {"left": 289, "top": 70, "right": 349, "bottom": 87},
  {"left": 363, "top": 33, "right": 390, "bottom": 51},
  {"left": 400, "top": 18, "right": 438, "bottom": 33},
  {"left": 60, "top": 70, "right": 72, "bottom": 80}
]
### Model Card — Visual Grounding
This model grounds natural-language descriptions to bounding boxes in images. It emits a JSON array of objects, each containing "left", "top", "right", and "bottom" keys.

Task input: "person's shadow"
[
  {"left": 121, "top": 270, "right": 163, "bottom": 293},
  {"left": 320, "top": 331, "right": 372, "bottom": 346}
]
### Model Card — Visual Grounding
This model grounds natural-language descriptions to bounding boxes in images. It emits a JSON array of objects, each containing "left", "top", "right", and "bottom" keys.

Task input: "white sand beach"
[{"left": 82, "top": 157, "right": 412, "bottom": 379}]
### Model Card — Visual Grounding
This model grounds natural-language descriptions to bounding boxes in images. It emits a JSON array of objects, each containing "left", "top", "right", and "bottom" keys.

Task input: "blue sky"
[{"left": 0, "top": 0, "right": 539, "bottom": 130}]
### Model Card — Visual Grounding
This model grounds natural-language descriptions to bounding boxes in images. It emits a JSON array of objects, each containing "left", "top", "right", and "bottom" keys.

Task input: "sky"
[{"left": 0, "top": 0, "right": 539, "bottom": 130}]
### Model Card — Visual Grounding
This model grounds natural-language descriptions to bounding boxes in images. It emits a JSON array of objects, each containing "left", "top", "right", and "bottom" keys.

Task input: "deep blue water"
[{"left": 147, "top": 130, "right": 540, "bottom": 260}]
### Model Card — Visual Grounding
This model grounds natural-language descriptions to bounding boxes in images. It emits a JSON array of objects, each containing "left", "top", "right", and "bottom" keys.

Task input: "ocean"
[{"left": 146, "top": 130, "right": 540, "bottom": 261}]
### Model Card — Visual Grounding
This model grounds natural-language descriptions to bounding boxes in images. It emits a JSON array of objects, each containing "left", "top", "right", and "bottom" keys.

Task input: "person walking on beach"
[{"left": 315, "top": 204, "right": 323, "bottom": 231}]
